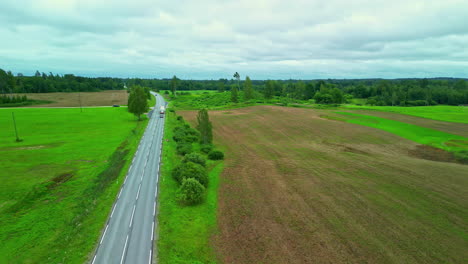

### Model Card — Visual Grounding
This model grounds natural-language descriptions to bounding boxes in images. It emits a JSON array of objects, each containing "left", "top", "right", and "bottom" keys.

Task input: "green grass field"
[
  {"left": 157, "top": 109, "right": 223, "bottom": 264},
  {"left": 0, "top": 107, "right": 149, "bottom": 263},
  {"left": 337, "top": 112, "right": 468, "bottom": 161},
  {"left": 343, "top": 105, "right": 468, "bottom": 123}
]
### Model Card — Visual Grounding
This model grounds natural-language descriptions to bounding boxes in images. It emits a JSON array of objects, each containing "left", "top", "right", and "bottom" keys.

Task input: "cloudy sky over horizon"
[{"left": 1, "top": 0, "right": 467, "bottom": 79}]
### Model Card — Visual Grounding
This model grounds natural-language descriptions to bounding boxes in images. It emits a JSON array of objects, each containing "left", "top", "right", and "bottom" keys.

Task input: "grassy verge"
[
  {"left": 157, "top": 109, "right": 223, "bottom": 263},
  {"left": 337, "top": 111, "right": 468, "bottom": 161},
  {"left": 0, "top": 106, "right": 149, "bottom": 263},
  {"left": 342, "top": 105, "right": 468, "bottom": 123}
]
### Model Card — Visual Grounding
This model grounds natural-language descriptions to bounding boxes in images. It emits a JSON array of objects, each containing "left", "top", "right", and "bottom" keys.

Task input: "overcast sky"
[{"left": 1, "top": 0, "right": 467, "bottom": 79}]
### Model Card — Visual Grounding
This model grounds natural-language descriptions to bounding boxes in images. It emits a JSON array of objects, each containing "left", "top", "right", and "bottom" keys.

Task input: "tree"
[
  {"left": 170, "top": 75, "right": 178, "bottom": 96},
  {"left": 218, "top": 81, "right": 225, "bottom": 92},
  {"left": 231, "top": 86, "right": 238, "bottom": 103},
  {"left": 172, "top": 162, "right": 208, "bottom": 186},
  {"left": 264, "top": 80, "right": 275, "bottom": 99},
  {"left": 233, "top": 72, "right": 240, "bottom": 90},
  {"left": 196, "top": 108, "right": 213, "bottom": 144},
  {"left": 244, "top": 76, "right": 254, "bottom": 101},
  {"left": 128, "top": 85, "right": 148, "bottom": 121},
  {"left": 177, "top": 178, "right": 205, "bottom": 205}
]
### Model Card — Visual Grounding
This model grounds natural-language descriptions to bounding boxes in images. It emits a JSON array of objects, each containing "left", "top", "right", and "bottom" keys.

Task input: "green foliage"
[
  {"left": 231, "top": 86, "right": 238, "bottom": 103},
  {"left": 244, "top": 76, "right": 254, "bottom": 101},
  {"left": 177, "top": 115, "right": 184, "bottom": 121},
  {"left": 172, "top": 162, "right": 208, "bottom": 187},
  {"left": 196, "top": 109, "right": 213, "bottom": 144},
  {"left": 264, "top": 80, "right": 275, "bottom": 99},
  {"left": 157, "top": 107, "right": 223, "bottom": 263},
  {"left": 177, "top": 178, "right": 205, "bottom": 205},
  {"left": 208, "top": 150, "right": 224, "bottom": 160},
  {"left": 176, "top": 142, "right": 193, "bottom": 155},
  {"left": 128, "top": 85, "right": 149, "bottom": 120},
  {"left": 183, "top": 153, "right": 207, "bottom": 167},
  {"left": 200, "top": 144, "right": 213, "bottom": 154},
  {"left": 171, "top": 75, "right": 178, "bottom": 96}
]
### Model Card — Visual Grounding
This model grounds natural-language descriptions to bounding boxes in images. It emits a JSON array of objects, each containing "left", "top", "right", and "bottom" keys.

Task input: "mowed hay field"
[
  {"left": 181, "top": 106, "right": 468, "bottom": 264},
  {"left": 0, "top": 107, "right": 147, "bottom": 263},
  {"left": 14, "top": 90, "right": 128, "bottom": 107}
]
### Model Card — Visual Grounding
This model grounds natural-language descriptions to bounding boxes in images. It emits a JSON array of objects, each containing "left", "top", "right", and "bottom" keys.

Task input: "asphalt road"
[{"left": 91, "top": 92, "right": 166, "bottom": 264}]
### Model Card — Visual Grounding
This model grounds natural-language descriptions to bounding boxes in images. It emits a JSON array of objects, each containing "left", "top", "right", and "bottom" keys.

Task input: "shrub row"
[{"left": 170, "top": 115, "right": 224, "bottom": 205}]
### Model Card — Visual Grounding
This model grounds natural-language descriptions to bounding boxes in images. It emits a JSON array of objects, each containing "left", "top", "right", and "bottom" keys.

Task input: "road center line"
[
  {"left": 129, "top": 205, "right": 136, "bottom": 228},
  {"left": 136, "top": 184, "right": 141, "bottom": 200}
]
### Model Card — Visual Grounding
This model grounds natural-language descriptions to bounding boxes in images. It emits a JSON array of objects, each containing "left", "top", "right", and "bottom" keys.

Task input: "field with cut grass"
[
  {"left": 343, "top": 105, "right": 468, "bottom": 123},
  {"left": 9, "top": 90, "right": 129, "bottom": 107},
  {"left": 182, "top": 105, "right": 468, "bottom": 264},
  {"left": 0, "top": 107, "right": 147, "bottom": 263}
]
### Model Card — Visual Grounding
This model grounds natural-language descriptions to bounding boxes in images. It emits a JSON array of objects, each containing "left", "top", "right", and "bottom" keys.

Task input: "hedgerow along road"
[{"left": 91, "top": 92, "right": 166, "bottom": 264}]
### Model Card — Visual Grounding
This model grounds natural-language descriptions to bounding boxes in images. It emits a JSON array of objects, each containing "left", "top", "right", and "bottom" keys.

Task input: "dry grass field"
[
  {"left": 14, "top": 90, "right": 128, "bottom": 107},
  {"left": 182, "top": 106, "right": 468, "bottom": 264}
]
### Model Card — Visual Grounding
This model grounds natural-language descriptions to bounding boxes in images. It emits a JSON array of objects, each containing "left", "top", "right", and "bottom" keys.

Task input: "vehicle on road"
[{"left": 159, "top": 106, "right": 165, "bottom": 118}]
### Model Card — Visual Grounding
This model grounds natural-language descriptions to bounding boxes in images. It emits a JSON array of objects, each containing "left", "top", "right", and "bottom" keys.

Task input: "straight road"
[{"left": 91, "top": 92, "right": 166, "bottom": 264}]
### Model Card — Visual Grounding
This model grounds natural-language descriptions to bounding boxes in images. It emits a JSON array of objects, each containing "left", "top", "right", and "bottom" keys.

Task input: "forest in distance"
[{"left": 1, "top": 68, "right": 467, "bottom": 106}]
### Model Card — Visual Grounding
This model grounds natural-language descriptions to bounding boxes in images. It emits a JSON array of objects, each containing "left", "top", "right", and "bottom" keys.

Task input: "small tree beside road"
[{"left": 128, "top": 85, "right": 148, "bottom": 121}]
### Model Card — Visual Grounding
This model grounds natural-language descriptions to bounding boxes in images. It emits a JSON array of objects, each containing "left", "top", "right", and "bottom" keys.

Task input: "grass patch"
[
  {"left": 342, "top": 105, "right": 468, "bottom": 123},
  {"left": 0, "top": 107, "right": 148, "bottom": 263},
  {"left": 337, "top": 111, "right": 468, "bottom": 161},
  {"left": 157, "top": 109, "right": 223, "bottom": 263}
]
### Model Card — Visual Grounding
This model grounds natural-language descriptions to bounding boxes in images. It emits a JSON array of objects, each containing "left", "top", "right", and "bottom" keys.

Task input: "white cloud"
[{"left": 0, "top": 0, "right": 467, "bottom": 78}]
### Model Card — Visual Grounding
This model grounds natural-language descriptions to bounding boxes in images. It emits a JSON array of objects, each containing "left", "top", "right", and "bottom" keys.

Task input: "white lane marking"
[
  {"left": 151, "top": 221, "right": 155, "bottom": 240},
  {"left": 136, "top": 184, "right": 141, "bottom": 200},
  {"left": 120, "top": 235, "right": 129, "bottom": 264},
  {"left": 153, "top": 201, "right": 156, "bottom": 216},
  {"left": 149, "top": 249, "right": 152, "bottom": 264},
  {"left": 154, "top": 185, "right": 158, "bottom": 198},
  {"left": 118, "top": 188, "right": 123, "bottom": 199},
  {"left": 157, "top": 165, "right": 159, "bottom": 171},
  {"left": 92, "top": 255, "right": 97, "bottom": 264},
  {"left": 136, "top": 150, "right": 139, "bottom": 155},
  {"left": 124, "top": 176, "right": 127, "bottom": 185},
  {"left": 130, "top": 164, "right": 133, "bottom": 171},
  {"left": 129, "top": 205, "right": 136, "bottom": 227},
  {"left": 100, "top": 224, "right": 109, "bottom": 244},
  {"left": 111, "top": 204, "right": 117, "bottom": 218}
]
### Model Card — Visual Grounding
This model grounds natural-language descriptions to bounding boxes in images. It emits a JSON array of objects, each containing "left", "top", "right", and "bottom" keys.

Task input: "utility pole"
[
  {"left": 78, "top": 91, "right": 83, "bottom": 112},
  {"left": 12, "top": 112, "right": 21, "bottom": 142}
]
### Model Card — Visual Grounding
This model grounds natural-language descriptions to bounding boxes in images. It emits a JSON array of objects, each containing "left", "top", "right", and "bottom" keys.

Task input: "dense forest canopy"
[{"left": 1, "top": 68, "right": 467, "bottom": 106}]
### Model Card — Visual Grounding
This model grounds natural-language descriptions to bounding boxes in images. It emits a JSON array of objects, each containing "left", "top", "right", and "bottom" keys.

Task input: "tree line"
[{"left": 2, "top": 68, "right": 466, "bottom": 105}]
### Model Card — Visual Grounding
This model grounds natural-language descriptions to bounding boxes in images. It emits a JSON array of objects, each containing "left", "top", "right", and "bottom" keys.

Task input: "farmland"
[
  {"left": 0, "top": 107, "right": 147, "bottom": 263},
  {"left": 8, "top": 90, "right": 129, "bottom": 107},
  {"left": 343, "top": 105, "right": 468, "bottom": 123},
  {"left": 181, "top": 105, "right": 468, "bottom": 264}
]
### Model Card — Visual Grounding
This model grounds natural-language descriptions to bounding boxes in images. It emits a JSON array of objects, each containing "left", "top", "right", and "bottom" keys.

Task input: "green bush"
[
  {"left": 200, "top": 144, "right": 213, "bottom": 154},
  {"left": 177, "top": 115, "right": 184, "bottom": 121},
  {"left": 208, "top": 150, "right": 224, "bottom": 160},
  {"left": 177, "top": 178, "right": 205, "bottom": 205},
  {"left": 176, "top": 142, "right": 193, "bottom": 155},
  {"left": 171, "top": 162, "right": 208, "bottom": 186},
  {"left": 183, "top": 153, "right": 206, "bottom": 167}
]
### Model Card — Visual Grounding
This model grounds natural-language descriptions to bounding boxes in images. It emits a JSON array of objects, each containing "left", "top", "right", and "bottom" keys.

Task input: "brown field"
[
  {"left": 181, "top": 106, "right": 468, "bottom": 264},
  {"left": 15, "top": 90, "right": 128, "bottom": 107}
]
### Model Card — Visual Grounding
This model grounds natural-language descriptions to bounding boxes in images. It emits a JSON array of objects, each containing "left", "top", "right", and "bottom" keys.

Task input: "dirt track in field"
[
  {"left": 15, "top": 90, "right": 128, "bottom": 107},
  {"left": 181, "top": 106, "right": 468, "bottom": 264}
]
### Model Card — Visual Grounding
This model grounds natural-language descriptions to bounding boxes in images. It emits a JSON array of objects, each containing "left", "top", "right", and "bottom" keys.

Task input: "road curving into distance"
[{"left": 91, "top": 92, "right": 166, "bottom": 264}]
